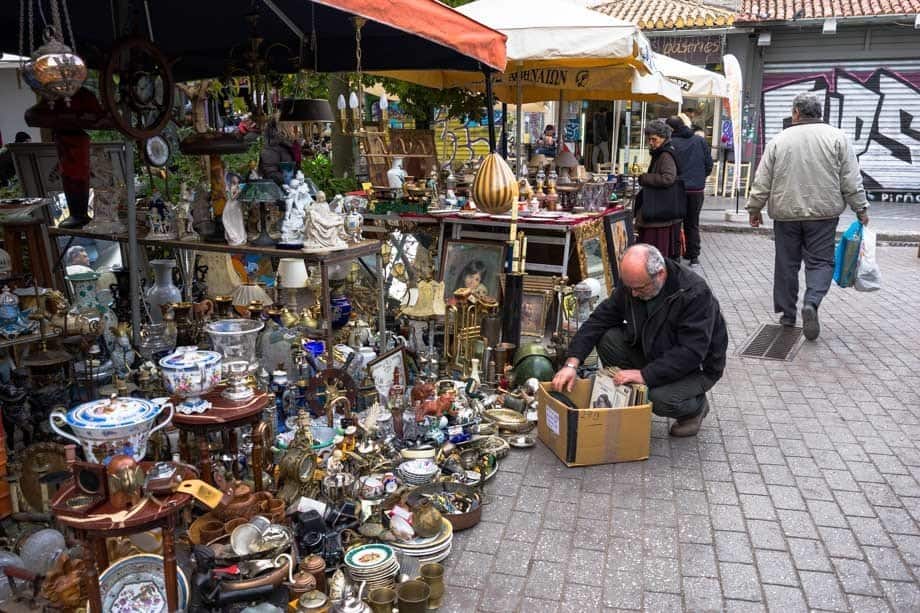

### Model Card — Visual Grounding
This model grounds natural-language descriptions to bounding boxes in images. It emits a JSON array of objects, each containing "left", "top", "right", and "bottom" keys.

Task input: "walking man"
[
  {"left": 747, "top": 93, "right": 869, "bottom": 340},
  {"left": 667, "top": 115, "right": 713, "bottom": 265},
  {"left": 552, "top": 244, "right": 728, "bottom": 437}
]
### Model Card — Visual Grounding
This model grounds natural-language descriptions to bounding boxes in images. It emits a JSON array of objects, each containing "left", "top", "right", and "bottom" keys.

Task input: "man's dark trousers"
[
  {"left": 683, "top": 191, "right": 706, "bottom": 259},
  {"left": 596, "top": 327, "right": 713, "bottom": 419},
  {"left": 772, "top": 218, "right": 837, "bottom": 321}
]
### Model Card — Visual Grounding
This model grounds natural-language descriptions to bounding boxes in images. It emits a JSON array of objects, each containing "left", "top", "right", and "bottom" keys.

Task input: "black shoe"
[
  {"left": 802, "top": 303, "right": 820, "bottom": 340},
  {"left": 779, "top": 315, "right": 796, "bottom": 327},
  {"left": 689, "top": 257, "right": 700, "bottom": 266},
  {"left": 669, "top": 398, "right": 710, "bottom": 437}
]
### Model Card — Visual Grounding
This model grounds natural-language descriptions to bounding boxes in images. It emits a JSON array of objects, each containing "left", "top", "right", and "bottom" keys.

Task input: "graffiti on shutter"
[{"left": 761, "top": 66, "right": 920, "bottom": 201}]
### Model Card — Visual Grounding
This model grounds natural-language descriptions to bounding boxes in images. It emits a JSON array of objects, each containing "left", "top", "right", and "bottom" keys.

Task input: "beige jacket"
[{"left": 747, "top": 120, "right": 869, "bottom": 221}]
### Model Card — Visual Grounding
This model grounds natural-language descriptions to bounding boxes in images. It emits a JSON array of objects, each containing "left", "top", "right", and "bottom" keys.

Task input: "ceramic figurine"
[
  {"left": 302, "top": 191, "right": 348, "bottom": 252},
  {"left": 110, "top": 323, "right": 135, "bottom": 378},
  {"left": 176, "top": 182, "right": 198, "bottom": 240},
  {"left": 85, "top": 149, "right": 127, "bottom": 233},
  {"left": 145, "top": 191, "right": 177, "bottom": 240},
  {"left": 387, "top": 157, "right": 407, "bottom": 189},
  {"left": 223, "top": 173, "right": 247, "bottom": 246},
  {"left": 343, "top": 197, "right": 365, "bottom": 243},
  {"left": 280, "top": 172, "right": 312, "bottom": 247},
  {"left": 0, "top": 286, "right": 37, "bottom": 339}
]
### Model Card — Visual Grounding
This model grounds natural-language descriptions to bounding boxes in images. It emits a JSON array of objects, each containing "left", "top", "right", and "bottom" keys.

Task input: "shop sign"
[{"left": 651, "top": 36, "right": 723, "bottom": 65}]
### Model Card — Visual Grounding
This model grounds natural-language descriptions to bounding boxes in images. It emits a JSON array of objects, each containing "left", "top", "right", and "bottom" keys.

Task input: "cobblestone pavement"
[{"left": 444, "top": 231, "right": 920, "bottom": 612}]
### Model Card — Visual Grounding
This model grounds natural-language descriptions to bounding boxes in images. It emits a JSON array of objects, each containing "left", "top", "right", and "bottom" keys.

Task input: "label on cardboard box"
[{"left": 545, "top": 406, "right": 560, "bottom": 435}]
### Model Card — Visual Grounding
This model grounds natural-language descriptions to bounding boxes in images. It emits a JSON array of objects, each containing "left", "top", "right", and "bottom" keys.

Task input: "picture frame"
[
  {"left": 520, "top": 290, "right": 553, "bottom": 339},
  {"left": 439, "top": 239, "right": 506, "bottom": 302},
  {"left": 367, "top": 345, "right": 407, "bottom": 404},
  {"left": 603, "top": 208, "right": 634, "bottom": 285},
  {"left": 572, "top": 218, "right": 614, "bottom": 295}
]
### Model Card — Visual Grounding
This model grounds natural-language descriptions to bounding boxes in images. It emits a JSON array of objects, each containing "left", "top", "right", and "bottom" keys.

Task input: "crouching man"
[{"left": 552, "top": 244, "right": 728, "bottom": 437}]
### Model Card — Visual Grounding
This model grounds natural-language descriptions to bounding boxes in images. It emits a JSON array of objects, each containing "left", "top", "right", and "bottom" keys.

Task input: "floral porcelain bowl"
[
  {"left": 49, "top": 396, "right": 173, "bottom": 463},
  {"left": 159, "top": 347, "right": 222, "bottom": 414}
]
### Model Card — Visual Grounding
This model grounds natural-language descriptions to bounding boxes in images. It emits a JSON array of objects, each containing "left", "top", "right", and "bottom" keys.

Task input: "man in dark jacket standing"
[
  {"left": 666, "top": 115, "right": 713, "bottom": 265},
  {"left": 552, "top": 244, "right": 728, "bottom": 437}
]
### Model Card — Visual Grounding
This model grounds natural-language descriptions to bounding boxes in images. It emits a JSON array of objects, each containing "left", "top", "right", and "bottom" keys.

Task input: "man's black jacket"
[
  {"left": 670, "top": 125, "right": 714, "bottom": 191},
  {"left": 565, "top": 259, "right": 728, "bottom": 387}
]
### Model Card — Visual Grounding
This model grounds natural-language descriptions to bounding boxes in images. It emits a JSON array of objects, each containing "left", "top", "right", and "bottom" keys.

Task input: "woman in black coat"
[{"left": 635, "top": 119, "right": 684, "bottom": 259}]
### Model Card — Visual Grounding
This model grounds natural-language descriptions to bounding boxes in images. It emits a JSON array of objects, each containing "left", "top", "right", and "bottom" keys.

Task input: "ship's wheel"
[
  {"left": 101, "top": 36, "right": 174, "bottom": 141},
  {"left": 306, "top": 368, "right": 358, "bottom": 417}
]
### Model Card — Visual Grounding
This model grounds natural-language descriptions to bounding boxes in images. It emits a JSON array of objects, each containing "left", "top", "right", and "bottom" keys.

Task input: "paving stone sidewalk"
[{"left": 445, "top": 231, "right": 920, "bottom": 612}]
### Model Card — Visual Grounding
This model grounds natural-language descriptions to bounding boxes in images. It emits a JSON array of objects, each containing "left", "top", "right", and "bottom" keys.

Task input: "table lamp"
[{"left": 239, "top": 179, "right": 285, "bottom": 247}]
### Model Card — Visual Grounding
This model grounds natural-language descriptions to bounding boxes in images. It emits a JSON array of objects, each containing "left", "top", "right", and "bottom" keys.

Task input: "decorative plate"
[
  {"left": 344, "top": 544, "right": 395, "bottom": 569},
  {"left": 483, "top": 409, "right": 528, "bottom": 427},
  {"left": 144, "top": 135, "right": 171, "bottom": 167},
  {"left": 66, "top": 397, "right": 163, "bottom": 430},
  {"left": 97, "top": 554, "right": 189, "bottom": 613},
  {"left": 393, "top": 519, "right": 453, "bottom": 550}
]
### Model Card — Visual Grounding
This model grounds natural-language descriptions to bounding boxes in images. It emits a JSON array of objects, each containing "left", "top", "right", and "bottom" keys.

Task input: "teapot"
[{"left": 332, "top": 581, "right": 371, "bottom": 613}]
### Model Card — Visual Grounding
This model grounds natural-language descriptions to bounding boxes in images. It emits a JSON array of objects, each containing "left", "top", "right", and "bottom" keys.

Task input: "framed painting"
[
  {"left": 367, "top": 345, "right": 407, "bottom": 404},
  {"left": 520, "top": 290, "right": 553, "bottom": 339},
  {"left": 603, "top": 208, "right": 634, "bottom": 285},
  {"left": 439, "top": 239, "right": 506, "bottom": 302},
  {"left": 573, "top": 218, "right": 614, "bottom": 295}
]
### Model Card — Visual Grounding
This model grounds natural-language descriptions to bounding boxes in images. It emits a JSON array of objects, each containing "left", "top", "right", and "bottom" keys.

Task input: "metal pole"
[
  {"left": 484, "top": 69, "right": 496, "bottom": 153},
  {"left": 125, "top": 140, "right": 140, "bottom": 344},
  {"left": 500, "top": 102, "right": 508, "bottom": 158},
  {"left": 515, "top": 68, "right": 524, "bottom": 175}
]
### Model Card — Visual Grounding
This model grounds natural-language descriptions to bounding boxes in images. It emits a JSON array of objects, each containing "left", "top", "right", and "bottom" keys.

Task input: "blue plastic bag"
[{"left": 833, "top": 221, "right": 862, "bottom": 288}]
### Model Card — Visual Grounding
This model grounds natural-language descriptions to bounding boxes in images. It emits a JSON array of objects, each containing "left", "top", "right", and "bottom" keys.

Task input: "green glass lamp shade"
[{"left": 239, "top": 179, "right": 285, "bottom": 203}]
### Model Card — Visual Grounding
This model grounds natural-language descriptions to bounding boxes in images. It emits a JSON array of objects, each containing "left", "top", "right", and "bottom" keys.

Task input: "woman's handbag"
[{"left": 635, "top": 179, "right": 687, "bottom": 223}]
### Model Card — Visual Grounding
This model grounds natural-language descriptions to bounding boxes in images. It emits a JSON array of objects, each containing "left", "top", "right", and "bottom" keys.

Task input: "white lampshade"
[
  {"left": 199, "top": 253, "right": 242, "bottom": 298},
  {"left": 556, "top": 150, "right": 578, "bottom": 169},
  {"left": 337, "top": 94, "right": 347, "bottom": 111},
  {"left": 379, "top": 96, "right": 388, "bottom": 111},
  {"left": 348, "top": 92, "right": 359, "bottom": 109},
  {"left": 278, "top": 258, "right": 309, "bottom": 289}
]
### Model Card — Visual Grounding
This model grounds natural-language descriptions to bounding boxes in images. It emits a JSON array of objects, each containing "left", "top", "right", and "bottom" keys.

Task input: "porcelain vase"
[{"left": 144, "top": 260, "right": 182, "bottom": 323}]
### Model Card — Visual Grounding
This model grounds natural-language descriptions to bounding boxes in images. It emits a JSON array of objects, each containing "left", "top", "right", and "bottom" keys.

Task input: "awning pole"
[
  {"left": 484, "top": 68, "right": 496, "bottom": 153},
  {"left": 516, "top": 70, "right": 523, "bottom": 175},
  {"left": 500, "top": 102, "right": 508, "bottom": 158}
]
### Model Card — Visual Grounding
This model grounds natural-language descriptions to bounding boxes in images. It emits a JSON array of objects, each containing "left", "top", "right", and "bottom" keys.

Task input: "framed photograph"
[
  {"left": 439, "top": 239, "right": 506, "bottom": 302},
  {"left": 520, "top": 290, "right": 552, "bottom": 338},
  {"left": 603, "top": 208, "right": 634, "bottom": 285},
  {"left": 367, "top": 346, "right": 407, "bottom": 404}
]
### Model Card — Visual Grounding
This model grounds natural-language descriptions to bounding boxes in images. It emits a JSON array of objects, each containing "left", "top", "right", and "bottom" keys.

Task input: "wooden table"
[
  {"left": 50, "top": 463, "right": 194, "bottom": 613},
  {"left": 171, "top": 389, "right": 271, "bottom": 489}
]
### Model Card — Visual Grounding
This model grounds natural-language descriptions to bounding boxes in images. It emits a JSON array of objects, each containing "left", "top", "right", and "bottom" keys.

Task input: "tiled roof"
[
  {"left": 737, "top": 0, "right": 920, "bottom": 21},
  {"left": 593, "top": 0, "right": 736, "bottom": 30}
]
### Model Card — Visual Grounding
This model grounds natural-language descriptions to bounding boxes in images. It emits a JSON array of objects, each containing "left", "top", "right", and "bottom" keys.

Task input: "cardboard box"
[{"left": 537, "top": 379, "right": 651, "bottom": 467}]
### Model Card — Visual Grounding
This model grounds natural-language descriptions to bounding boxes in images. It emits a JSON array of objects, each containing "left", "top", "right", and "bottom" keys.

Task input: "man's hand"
[
  {"left": 749, "top": 211, "right": 763, "bottom": 228},
  {"left": 857, "top": 207, "right": 869, "bottom": 225},
  {"left": 613, "top": 369, "right": 645, "bottom": 386},
  {"left": 552, "top": 365, "right": 578, "bottom": 393}
]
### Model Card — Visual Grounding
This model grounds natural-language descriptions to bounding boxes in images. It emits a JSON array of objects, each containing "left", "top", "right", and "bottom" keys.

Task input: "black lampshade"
[{"left": 278, "top": 98, "right": 334, "bottom": 123}]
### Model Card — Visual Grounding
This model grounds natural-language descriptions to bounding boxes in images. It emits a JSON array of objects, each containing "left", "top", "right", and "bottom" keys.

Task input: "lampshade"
[
  {"left": 238, "top": 179, "right": 285, "bottom": 203},
  {"left": 278, "top": 98, "right": 335, "bottom": 123},
  {"left": 278, "top": 258, "right": 309, "bottom": 288},
  {"left": 556, "top": 150, "right": 578, "bottom": 169},
  {"left": 232, "top": 283, "right": 273, "bottom": 308}
]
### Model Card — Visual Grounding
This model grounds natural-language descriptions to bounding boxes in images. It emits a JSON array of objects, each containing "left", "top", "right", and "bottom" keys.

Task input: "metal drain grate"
[{"left": 738, "top": 324, "right": 804, "bottom": 361}]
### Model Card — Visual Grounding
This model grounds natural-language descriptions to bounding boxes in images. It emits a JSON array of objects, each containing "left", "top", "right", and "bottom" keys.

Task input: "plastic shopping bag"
[
  {"left": 855, "top": 226, "right": 881, "bottom": 291},
  {"left": 833, "top": 221, "right": 862, "bottom": 288}
]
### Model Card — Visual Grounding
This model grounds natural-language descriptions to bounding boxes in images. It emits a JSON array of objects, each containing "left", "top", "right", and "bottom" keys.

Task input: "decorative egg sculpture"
[{"left": 470, "top": 153, "right": 519, "bottom": 214}]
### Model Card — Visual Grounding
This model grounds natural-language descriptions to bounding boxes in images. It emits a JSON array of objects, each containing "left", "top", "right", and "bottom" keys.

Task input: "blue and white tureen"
[
  {"left": 159, "top": 347, "right": 222, "bottom": 414},
  {"left": 49, "top": 395, "right": 173, "bottom": 464}
]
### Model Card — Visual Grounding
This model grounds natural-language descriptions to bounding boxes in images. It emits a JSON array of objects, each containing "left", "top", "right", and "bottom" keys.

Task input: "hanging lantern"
[
  {"left": 471, "top": 153, "right": 519, "bottom": 214},
  {"left": 22, "top": 29, "right": 86, "bottom": 107}
]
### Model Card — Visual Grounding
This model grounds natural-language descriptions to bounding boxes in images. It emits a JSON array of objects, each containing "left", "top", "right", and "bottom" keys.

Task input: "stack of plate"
[
  {"left": 390, "top": 518, "right": 454, "bottom": 564},
  {"left": 343, "top": 544, "right": 399, "bottom": 590},
  {"left": 398, "top": 459, "right": 440, "bottom": 486}
]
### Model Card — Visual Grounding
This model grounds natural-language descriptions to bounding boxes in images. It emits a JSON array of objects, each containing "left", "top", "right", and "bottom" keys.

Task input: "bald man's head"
[{"left": 620, "top": 244, "right": 667, "bottom": 301}]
